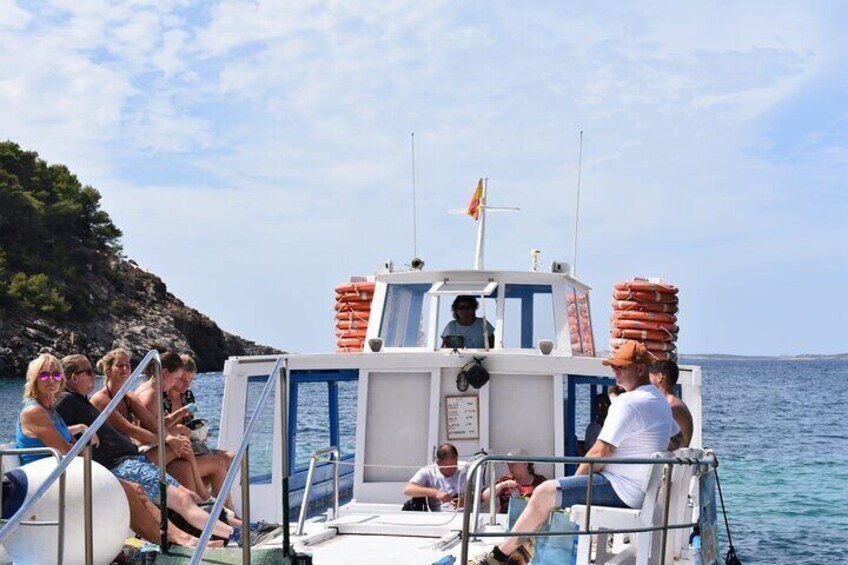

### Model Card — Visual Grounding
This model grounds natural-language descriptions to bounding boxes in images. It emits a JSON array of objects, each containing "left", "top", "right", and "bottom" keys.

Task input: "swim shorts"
[{"left": 111, "top": 455, "right": 180, "bottom": 503}]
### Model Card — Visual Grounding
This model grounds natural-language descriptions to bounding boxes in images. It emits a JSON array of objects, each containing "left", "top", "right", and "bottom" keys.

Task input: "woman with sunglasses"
[
  {"left": 441, "top": 295, "right": 495, "bottom": 349},
  {"left": 16, "top": 353, "right": 97, "bottom": 465}
]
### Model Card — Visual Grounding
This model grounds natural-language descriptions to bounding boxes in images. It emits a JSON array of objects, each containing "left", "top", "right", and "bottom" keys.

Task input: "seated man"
[
  {"left": 472, "top": 341, "right": 678, "bottom": 564},
  {"left": 650, "top": 360, "right": 693, "bottom": 449},
  {"left": 441, "top": 295, "right": 495, "bottom": 349},
  {"left": 403, "top": 443, "right": 466, "bottom": 511}
]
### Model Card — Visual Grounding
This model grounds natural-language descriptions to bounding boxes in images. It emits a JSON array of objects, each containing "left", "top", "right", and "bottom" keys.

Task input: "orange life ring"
[
  {"left": 335, "top": 282, "right": 376, "bottom": 294},
  {"left": 336, "top": 337, "right": 365, "bottom": 348},
  {"left": 645, "top": 350, "right": 677, "bottom": 361},
  {"left": 335, "top": 311, "right": 370, "bottom": 321},
  {"left": 612, "top": 328, "right": 677, "bottom": 342},
  {"left": 334, "top": 301, "right": 372, "bottom": 312},
  {"left": 612, "top": 310, "right": 677, "bottom": 323},
  {"left": 335, "top": 329, "right": 367, "bottom": 339},
  {"left": 336, "top": 320, "right": 368, "bottom": 330},
  {"left": 336, "top": 291, "right": 374, "bottom": 301},
  {"left": 613, "top": 319, "right": 680, "bottom": 333},
  {"left": 613, "top": 290, "right": 678, "bottom": 304},
  {"left": 610, "top": 338, "right": 677, "bottom": 352},
  {"left": 614, "top": 280, "right": 678, "bottom": 295},
  {"left": 336, "top": 347, "right": 363, "bottom": 353},
  {"left": 612, "top": 300, "right": 679, "bottom": 314}
]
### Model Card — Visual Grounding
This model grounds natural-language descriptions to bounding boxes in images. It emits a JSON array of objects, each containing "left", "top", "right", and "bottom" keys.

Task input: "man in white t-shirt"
[
  {"left": 472, "top": 340, "right": 678, "bottom": 564},
  {"left": 403, "top": 443, "right": 466, "bottom": 511}
]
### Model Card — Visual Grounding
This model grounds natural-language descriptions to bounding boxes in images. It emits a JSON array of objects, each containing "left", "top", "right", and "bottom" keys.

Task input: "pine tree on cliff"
[{"left": 0, "top": 141, "right": 123, "bottom": 319}]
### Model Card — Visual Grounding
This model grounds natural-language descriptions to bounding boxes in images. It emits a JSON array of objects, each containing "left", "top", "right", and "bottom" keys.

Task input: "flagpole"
[{"left": 474, "top": 177, "right": 487, "bottom": 270}]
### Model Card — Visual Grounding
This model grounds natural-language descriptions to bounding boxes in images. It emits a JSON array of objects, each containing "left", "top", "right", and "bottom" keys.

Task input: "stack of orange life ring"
[
  {"left": 610, "top": 279, "right": 679, "bottom": 361},
  {"left": 566, "top": 292, "right": 595, "bottom": 356},
  {"left": 334, "top": 280, "right": 376, "bottom": 352}
]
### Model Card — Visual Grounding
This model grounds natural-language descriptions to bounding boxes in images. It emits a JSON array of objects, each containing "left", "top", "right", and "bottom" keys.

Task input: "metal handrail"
[
  {"left": 0, "top": 349, "right": 165, "bottom": 562},
  {"left": 189, "top": 355, "right": 286, "bottom": 565},
  {"left": 295, "top": 446, "right": 340, "bottom": 535},
  {"left": 459, "top": 453, "right": 716, "bottom": 564}
]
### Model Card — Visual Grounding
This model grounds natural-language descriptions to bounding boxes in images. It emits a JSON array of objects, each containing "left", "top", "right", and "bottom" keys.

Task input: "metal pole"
[
  {"left": 459, "top": 458, "right": 483, "bottom": 565},
  {"left": 488, "top": 461, "right": 497, "bottom": 525},
  {"left": 241, "top": 447, "right": 251, "bottom": 564},
  {"left": 280, "top": 360, "right": 292, "bottom": 556},
  {"left": 659, "top": 463, "right": 673, "bottom": 564},
  {"left": 57, "top": 461, "right": 65, "bottom": 565},
  {"left": 153, "top": 356, "right": 169, "bottom": 553},
  {"left": 332, "top": 450, "right": 340, "bottom": 520},
  {"left": 470, "top": 460, "right": 484, "bottom": 541},
  {"left": 83, "top": 444, "right": 94, "bottom": 565},
  {"left": 584, "top": 463, "right": 593, "bottom": 535},
  {"left": 474, "top": 178, "right": 487, "bottom": 270},
  {"left": 296, "top": 456, "right": 318, "bottom": 535}
]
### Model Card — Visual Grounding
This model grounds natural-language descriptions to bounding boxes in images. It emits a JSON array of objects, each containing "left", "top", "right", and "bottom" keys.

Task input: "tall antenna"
[
  {"left": 571, "top": 130, "right": 584, "bottom": 276},
  {"left": 410, "top": 133, "right": 419, "bottom": 261}
]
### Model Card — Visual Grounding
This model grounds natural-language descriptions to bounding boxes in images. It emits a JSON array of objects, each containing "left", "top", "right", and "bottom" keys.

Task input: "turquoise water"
[{"left": 1, "top": 358, "right": 845, "bottom": 564}]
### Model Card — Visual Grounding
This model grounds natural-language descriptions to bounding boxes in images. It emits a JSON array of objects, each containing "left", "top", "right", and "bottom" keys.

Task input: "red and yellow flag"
[{"left": 467, "top": 178, "right": 483, "bottom": 220}]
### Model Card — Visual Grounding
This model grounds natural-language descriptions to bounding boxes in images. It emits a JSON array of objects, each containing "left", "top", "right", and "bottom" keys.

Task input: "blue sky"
[{"left": 1, "top": 1, "right": 845, "bottom": 355}]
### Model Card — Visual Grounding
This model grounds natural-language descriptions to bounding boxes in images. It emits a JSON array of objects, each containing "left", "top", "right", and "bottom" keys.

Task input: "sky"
[{"left": 1, "top": 1, "right": 845, "bottom": 356}]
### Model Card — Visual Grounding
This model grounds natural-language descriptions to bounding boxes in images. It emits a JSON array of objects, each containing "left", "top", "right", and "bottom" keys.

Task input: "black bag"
[{"left": 401, "top": 497, "right": 430, "bottom": 512}]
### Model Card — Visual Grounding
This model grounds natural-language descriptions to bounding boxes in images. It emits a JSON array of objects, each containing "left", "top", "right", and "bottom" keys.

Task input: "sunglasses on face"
[
  {"left": 456, "top": 305, "right": 474, "bottom": 311},
  {"left": 73, "top": 368, "right": 95, "bottom": 377},
  {"left": 38, "top": 372, "right": 64, "bottom": 382}
]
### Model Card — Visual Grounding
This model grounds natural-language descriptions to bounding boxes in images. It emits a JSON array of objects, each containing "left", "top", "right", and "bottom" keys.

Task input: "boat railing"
[
  {"left": 460, "top": 452, "right": 717, "bottom": 565},
  {"left": 190, "top": 355, "right": 287, "bottom": 565},
  {"left": 0, "top": 447, "right": 65, "bottom": 562},
  {"left": 0, "top": 348, "right": 168, "bottom": 564},
  {"left": 295, "top": 446, "right": 340, "bottom": 535}
]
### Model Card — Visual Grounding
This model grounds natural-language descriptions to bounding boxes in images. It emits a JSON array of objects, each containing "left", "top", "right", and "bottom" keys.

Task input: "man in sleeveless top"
[
  {"left": 650, "top": 360, "right": 693, "bottom": 449},
  {"left": 472, "top": 341, "right": 678, "bottom": 564}
]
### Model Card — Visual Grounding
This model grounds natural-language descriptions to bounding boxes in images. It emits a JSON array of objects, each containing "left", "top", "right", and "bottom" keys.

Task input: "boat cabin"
[{"left": 218, "top": 268, "right": 701, "bottom": 527}]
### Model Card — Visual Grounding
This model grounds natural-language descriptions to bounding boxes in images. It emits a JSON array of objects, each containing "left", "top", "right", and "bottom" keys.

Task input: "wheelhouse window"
[
  {"left": 379, "top": 283, "right": 431, "bottom": 348},
  {"left": 501, "top": 284, "right": 556, "bottom": 349}
]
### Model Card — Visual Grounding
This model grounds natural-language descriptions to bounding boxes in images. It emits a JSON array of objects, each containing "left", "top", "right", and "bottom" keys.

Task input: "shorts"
[
  {"left": 111, "top": 455, "right": 180, "bottom": 503},
  {"left": 556, "top": 473, "right": 627, "bottom": 509}
]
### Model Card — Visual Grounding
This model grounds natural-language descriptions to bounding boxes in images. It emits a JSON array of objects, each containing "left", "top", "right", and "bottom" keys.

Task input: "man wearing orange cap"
[{"left": 472, "top": 340, "right": 678, "bottom": 565}]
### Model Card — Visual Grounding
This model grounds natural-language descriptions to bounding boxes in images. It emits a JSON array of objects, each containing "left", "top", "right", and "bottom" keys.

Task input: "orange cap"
[{"left": 602, "top": 340, "right": 650, "bottom": 367}]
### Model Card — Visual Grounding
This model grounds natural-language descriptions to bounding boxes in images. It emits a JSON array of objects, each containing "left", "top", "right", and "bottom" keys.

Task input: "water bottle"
[
  {"left": 692, "top": 534, "right": 701, "bottom": 565},
  {"left": 185, "top": 402, "right": 197, "bottom": 415},
  {"left": 432, "top": 556, "right": 456, "bottom": 565}
]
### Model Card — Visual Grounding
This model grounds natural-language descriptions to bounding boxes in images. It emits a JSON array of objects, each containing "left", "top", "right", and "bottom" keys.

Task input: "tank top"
[{"left": 16, "top": 399, "right": 73, "bottom": 465}]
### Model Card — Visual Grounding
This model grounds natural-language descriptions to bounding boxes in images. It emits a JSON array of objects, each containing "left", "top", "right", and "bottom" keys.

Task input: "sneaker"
[
  {"left": 239, "top": 525, "right": 285, "bottom": 548},
  {"left": 468, "top": 550, "right": 505, "bottom": 565}
]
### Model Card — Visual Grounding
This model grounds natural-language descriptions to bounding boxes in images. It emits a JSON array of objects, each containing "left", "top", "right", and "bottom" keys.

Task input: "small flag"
[{"left": 467, "top": 178, "right": 483, "bottom": 220}]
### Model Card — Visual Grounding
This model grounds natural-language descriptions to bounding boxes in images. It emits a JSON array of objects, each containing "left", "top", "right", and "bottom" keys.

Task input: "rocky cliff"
[{"left": 0, "top": 257, "right": 278, "bottom": 377}]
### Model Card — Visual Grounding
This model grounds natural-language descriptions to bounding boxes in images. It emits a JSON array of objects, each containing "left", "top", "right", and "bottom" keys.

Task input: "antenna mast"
[
  {"left": 571, "top": 130, "right": 584, "bottom": 276},
  {"left": 411, "top": 133, "right": 419, "bottom": 260}
]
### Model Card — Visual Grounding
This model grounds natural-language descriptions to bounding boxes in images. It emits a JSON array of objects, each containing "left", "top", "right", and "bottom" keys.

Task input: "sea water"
[{"left": 0, "top": 358, "right": 844, "bottom": 564}]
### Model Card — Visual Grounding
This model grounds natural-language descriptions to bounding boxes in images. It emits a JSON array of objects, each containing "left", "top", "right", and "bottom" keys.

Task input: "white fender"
[{"left": 3, "top": 457, "right": 131, "bottom": 565}]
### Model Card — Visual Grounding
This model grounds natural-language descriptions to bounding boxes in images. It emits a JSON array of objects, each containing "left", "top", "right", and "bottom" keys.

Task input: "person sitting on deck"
[
  {"left": 471, "top": 340, "right": 679, "bottom": 565},
  {"left": 578, "top": 386, "right": 625, "bottom": 455},
  {"left": 165, "top": 353, "right": 236, "bottom": 510},
  {"left": 481, "top": 448, "right": 547, "bottom": 514},
  {"left": 403, "top": 443, "right": 467, "bottom": 511},
  {"left": 53, "top": 354, "right": 239, "bottom": 544},
  {"left": 133, "top": 351, "right": 233, "bottom": 513},
  {"left": 650, "top": 360, "right": 693, "bottom": 449},
  {"left": 14, "top": 353, "right": 223, "bottom": 548},
  {"left": 441, "top": 295, "right": 495, "bottom": 349},
  {"left": 87, "top": 348, "right": 209, "bottom": 501}
]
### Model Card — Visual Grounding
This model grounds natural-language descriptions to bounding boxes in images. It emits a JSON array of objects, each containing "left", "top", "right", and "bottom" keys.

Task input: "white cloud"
[{"left": 1, "top": 0, "right": 844, "bottom": 354}]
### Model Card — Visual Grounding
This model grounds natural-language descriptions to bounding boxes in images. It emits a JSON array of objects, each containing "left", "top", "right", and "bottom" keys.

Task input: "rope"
[{"left": 714, "top": 468, "right": 743, "bottom": 564}]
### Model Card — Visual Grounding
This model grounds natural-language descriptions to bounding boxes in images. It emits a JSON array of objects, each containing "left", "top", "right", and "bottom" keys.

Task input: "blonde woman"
[{"left": 16, "top": 353, "right": 95, "bottom": 464}]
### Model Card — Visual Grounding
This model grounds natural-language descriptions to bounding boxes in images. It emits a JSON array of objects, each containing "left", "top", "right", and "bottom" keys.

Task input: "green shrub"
[{"left": 7, "top": 272, "right": 70, "bottom": 315}]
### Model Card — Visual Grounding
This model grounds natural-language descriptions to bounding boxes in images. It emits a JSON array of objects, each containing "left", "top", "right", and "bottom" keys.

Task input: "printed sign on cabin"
[{"left": 445, "top": 395, "right": 479, "bottom": 440}]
